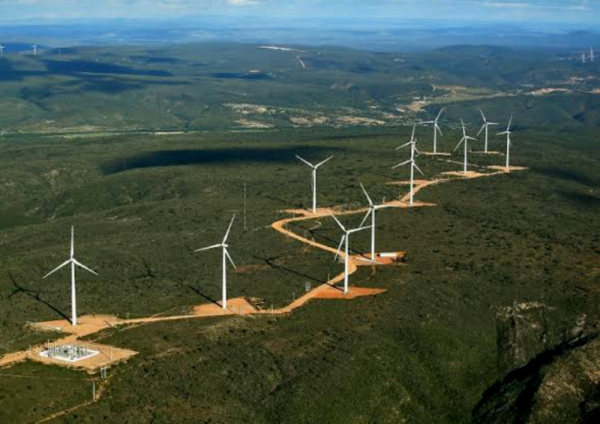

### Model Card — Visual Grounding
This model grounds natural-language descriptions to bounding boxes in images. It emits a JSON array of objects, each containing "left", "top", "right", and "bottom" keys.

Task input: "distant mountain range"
[{"left": 0, "top": 18, "right": 599, "bottom": 52}]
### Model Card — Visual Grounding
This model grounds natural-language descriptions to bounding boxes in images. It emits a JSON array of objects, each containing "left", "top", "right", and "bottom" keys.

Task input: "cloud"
[{"left": 226, "top": 0, "right": 260, "bottom": 5}]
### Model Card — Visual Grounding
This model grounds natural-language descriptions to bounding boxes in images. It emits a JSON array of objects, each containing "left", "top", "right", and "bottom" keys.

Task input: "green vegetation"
[
  {"left": 0, "top": 43, "right": 598, "bottom": 423},
  {"left": 1, "top": 44, "right": 600, "bottom": 134},
  {"left": 0, "top": 362, "right": 92, "bottom": 423}
]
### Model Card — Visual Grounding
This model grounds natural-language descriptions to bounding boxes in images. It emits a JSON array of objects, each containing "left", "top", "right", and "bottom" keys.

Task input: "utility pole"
[{"left": 243, "top": 183, "right": 248, "bottom": 231}]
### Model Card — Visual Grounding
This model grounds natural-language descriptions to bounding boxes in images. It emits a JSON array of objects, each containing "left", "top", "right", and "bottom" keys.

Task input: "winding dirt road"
[{"left": 0, "top": 164, "right": 527, "bottom": 424}]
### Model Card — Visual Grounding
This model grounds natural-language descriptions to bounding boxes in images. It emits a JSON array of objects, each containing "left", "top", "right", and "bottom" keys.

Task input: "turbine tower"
[
  {"left": 477, "top": 109, "right": 499, "bottom": 153},
  {"left": 296, "top": 155, "right": 333, "bottom": 213},
  {"left": 591, "top": 47, "right": 595, "bottom": 63},
  {"left": 453, "top": 119, "right": 476, "bottom": 174},
  {"left": 331, "top": 212, "right": 371, "bottom": 294},
  {"left": 196, "top": 215, "right": 237, "bottom": 311},
  {"left": 582, "top": 53, "right": 586, "bottom": 64},
  {"left": 43, "top": 227, "right": 98, "bottom": 327},
  {"left": 359, "top": 183, "right": 389, "bottom": 262},
  {"left": 498, "top": 115, "right": 513, "bottom": 172},
  {"left": 0, "top": 45, "right": 5, "bottom": 55},
  {"left": 393, "top": 124, "right": 424, "bottom": 206},
  {"left": 32, "top": 44, "right": 38, "bottom": 56},
  {"left": 422, "top": 108, "right": 444, "bottom": 154}
]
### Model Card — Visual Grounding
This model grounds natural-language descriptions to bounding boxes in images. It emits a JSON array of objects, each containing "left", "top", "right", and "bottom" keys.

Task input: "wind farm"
[{"left": 0, "top": 19, "right": 597, "bottom": 424}]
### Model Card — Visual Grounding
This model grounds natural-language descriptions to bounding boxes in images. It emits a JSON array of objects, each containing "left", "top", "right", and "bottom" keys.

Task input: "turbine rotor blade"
[
  {"left": 295, "top": 155, "right": 315, "bottom": 168},
  {"left": 453, "top": 139, "right": 465, "bottom": 152},
  {"left": 195, "top": 244, "right": 223, "bottom": 252},
  {"left": 43, "top": 259, "right": 72, "bottom": 279},
  {"left": 225, "top": 249, "right": 237, "bottom": 270},
  {"left": 507, "top": 115, "right": 513, "bottom": 130},
  {"left": 396, "top": 141, "right": 412, "bottom": 150},
  {"left": 411, "top": 123, "right": 417, "bottom": 141},
  {"left": 479, "top": 108, "right": 487, "bottom": 123},
  {"left": 222, "top": 215, "right": 236, "bottom": 244},
  {"left": 477, "top": 124, "right": 486, "bottom": 137},
  {"left": 349, "top": 225, "right": 371, "bottom": 234},
  {"left": 359, "top": 183, "right": 373, "bottom": 206},
  {"left": 73, "top": 259, "right": 98, "bottom": 276},
  {"left": 70, "top": 226, "right": 75, "bottom": 258},
  {"left": 315, "top": 156, "right": 333, "bottom": 168},
  {"left": 392, "top": 159, "right": 412, "bottom": 169},
  {"left": 329, "top": 211, "right": 346, "bottom": 232},
  {"left": 436, "top": 108, "right": 444, "bottom": 121},
  {"left": 414, "top": 163, "right": 425, "bottom": 176},
  {"left": 334, "top": 235, "right": 346, "bottom": 261},
  {"left": 436, "top": 124, "right": 443, "bottom": 136},
  {"left": 359, "top": 208, "right": 372, "bottom": 228}
]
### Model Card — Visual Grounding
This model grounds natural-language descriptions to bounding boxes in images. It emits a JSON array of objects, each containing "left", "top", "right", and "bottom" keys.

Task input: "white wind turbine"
[
  {"left": 454, "top": 119, "right": 476, "bottom": 175},
  {"left": 196, "top": 215, "right": 237, "bottom": 311},
  {"left": 422, "top": 108, "right": 444, "bottom": 154},
  {"left": 590, "top": 47, "right": 595, "bottom": 63},
  {"left": 43, "top": 227, "right": 98, "bottom": 327},
  {"left": 0, "top": 45, "right": 5, "bottom": 55},
  {"left": 296, "top": 155, "right": 333, "bottom": 213},
  {"left": 393, "top": 124, "right": 424, "bottom": 206},
  {"left": 31, "top": 44, "right": 38, "bottom": 56},
  {"left": 498, "top": 115, "right": 513, "bottom": 171},
  {"left": 477, "top": 109, "right": 499, "bottom": 153},
  {"left": 331, "top": 212, "right": 371, "bottom": 294},
  {"left": 360, "top": 183, "right": 389, "bottom": 262}
]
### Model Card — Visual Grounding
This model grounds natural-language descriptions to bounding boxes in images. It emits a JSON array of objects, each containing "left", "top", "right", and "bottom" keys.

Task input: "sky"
[{"left": 0, "top": 0, "right": 599, "bottom": 26}]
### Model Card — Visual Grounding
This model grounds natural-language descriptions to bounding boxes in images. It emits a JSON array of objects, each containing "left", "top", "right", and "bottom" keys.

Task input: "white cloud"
[{"left": 226, "top": 0, "right": 260, "bottom": 5}]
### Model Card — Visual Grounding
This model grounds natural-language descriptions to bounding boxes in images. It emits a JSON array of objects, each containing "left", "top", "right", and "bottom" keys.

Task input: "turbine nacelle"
[{"left": 295, "top": 155, "right": 333, "bottom": 170}]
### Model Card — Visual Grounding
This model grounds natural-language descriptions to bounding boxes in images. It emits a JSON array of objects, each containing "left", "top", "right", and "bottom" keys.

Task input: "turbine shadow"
[
  {"left": 253, "top": 255, "right": 325, "bottom": 285},
  {"left": 7, "top": 271, "right": 70, "bottom": 322},
  {"left": 183, "top": 283, "right": 221, "bottom": 307}
]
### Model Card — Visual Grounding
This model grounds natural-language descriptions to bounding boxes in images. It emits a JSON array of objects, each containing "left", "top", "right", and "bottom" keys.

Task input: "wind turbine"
[
  {"left": 330, "top": 212, "right": 371, "bottom": 294},
  {"left": 498, "top": 115, "right": 513, "bottom": 171},
  {"left": 582, "top": 53, "right": 586, "bottom": 64},
  {"left": 590, "top": 47, "right": 595, "bottom": 63},
  {"left": 477, "top": 109, "right": 499, "bottom": 153},
  {"left": 393, "top": 124, "right": 424, "bottom": 206},
  {"left": 31, "top": 44, "right": 38, "bottom": 56},
  {"left": 43, "top": 227, "right": 98, "bottom": 327},
  {"left": 359, "top": 183, "right": 389, "bottom": 262},
  {"left": 195, "top": 215, "right": 237, "bottom": 311},
  {"left": 296, "top": 155, "right": 333, "bottom": 213},
  {"left": 0, "top": 45, "right": 5, "bottom": 55},
  {"left": 422, "top": 108, "right": 444, "bottom": 154},
  {"left": 453, "top": 119, "right": 476, "bottom": 175}
]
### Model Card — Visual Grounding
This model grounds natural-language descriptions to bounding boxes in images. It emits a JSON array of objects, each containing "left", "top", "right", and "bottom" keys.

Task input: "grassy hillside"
[
  {"left": 0, "top": 123, "right": 597, "bottom": 422},
  {"left": 1, "top": 44, "right": 600, "bottom": 133}
]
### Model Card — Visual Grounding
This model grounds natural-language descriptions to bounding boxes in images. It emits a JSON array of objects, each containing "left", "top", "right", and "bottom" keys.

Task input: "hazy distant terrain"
[
  {"left": 0, "top": 43, "right": 599, "bottom": 135},
  {"left": 2, "top": 19, "right": 600, "bottom": 51}
]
